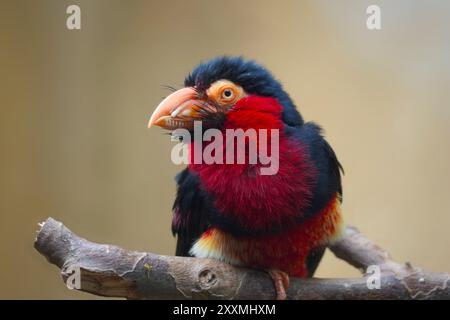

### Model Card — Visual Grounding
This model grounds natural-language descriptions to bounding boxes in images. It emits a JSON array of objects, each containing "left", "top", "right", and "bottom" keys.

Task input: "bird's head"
[{"left": 148, "top": 56, "right": 303, "bottom": 132}]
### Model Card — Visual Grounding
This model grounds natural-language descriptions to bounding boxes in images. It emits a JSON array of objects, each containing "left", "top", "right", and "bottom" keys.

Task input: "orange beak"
[{"left": 148, "top": 87, "right": 212, "bottom": 130}]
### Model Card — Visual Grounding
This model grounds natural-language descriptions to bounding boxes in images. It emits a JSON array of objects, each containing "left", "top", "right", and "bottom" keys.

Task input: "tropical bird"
[{"left": 148, "top": 56, "right": 344, "bottom": 299}]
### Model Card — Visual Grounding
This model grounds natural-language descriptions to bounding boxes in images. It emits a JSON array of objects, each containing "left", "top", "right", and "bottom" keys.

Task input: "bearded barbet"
[{"left": 148, "top": 56, "right": 344, "bottom": 300}]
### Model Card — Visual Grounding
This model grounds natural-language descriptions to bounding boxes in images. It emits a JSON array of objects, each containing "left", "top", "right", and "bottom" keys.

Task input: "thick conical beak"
[{"left": 148, "top": 87, "right": 209, "bottom": 130}]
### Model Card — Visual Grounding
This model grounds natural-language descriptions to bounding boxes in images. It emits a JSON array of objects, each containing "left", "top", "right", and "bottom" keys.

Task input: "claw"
[{"left": 267, "top": 269, "right": 290, "bottom": 300}]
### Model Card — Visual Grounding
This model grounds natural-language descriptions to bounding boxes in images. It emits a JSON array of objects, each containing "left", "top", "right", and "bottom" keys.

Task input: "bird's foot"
[{"left": 267, "top": 269, "right": 290, "bottom": 300}]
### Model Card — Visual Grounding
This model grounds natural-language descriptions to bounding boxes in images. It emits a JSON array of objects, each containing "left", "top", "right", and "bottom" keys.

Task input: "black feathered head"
[{"left": 148, "top": 56, "right": 303, "bottom": 130}]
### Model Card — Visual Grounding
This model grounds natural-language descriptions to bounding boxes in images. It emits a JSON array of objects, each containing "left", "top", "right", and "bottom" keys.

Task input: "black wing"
[
  {"left": 289, "top": 122, "right": 343, "bottom": 221},
  {"left": 321, "top": 133, "right": 344, "bottom": 202},
  {"left": 172, "top": 168, "right": 213, "bottom": 256}
]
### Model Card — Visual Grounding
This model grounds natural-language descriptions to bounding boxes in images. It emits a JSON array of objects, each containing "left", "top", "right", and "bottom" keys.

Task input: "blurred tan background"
[{"left": 1, "top": 0, "right": 449, "bottom": 299}]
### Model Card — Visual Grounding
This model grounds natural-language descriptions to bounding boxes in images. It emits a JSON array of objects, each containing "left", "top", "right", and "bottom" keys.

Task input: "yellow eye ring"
[{"left": 206, "top": 79, "right": 245, "bottom": 106}]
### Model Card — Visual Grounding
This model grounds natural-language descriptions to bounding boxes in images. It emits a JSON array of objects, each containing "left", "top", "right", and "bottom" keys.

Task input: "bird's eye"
[
  {"left": 221, "top": 88, "right": 234, "bottom": 100},
  {"left": 206, "top": 80, "right": 244, "bottom": 106}
]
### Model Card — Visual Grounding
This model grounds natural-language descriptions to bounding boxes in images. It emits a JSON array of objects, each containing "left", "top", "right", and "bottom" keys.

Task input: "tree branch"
[{"left": 34, "top": 217, "right": 449, "bottom": 299}]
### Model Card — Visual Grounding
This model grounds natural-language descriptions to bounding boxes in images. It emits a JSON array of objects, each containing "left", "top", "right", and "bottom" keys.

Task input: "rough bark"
[{"left": 34, "top": 218, "right": 450, "bottom": 299}]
